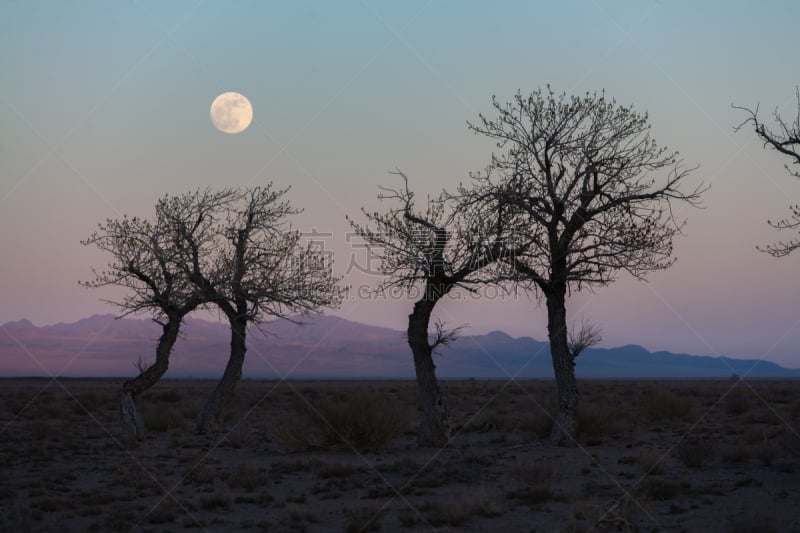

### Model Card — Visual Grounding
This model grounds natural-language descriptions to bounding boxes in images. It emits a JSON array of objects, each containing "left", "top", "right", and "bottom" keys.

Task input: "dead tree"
[
  {"left": 468, "top": 88, "right": 705, "bottom": 445},
  {"left": 734, "top": 89, "right": 800, "bottom": 257},
  {"left": 166, "top": 185, "right": 342, "bottom": 434},
  {"left": 348, "top": 171, "right": 515, "bottom": 447},
  {"left": 81, "top": 188, "right": 237, "bottom": 441}
]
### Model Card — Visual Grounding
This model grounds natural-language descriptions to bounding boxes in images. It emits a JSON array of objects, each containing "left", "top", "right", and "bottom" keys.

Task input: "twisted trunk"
[
  {"left": 197, "top": 315, "right": 247, "bottom": 434},
  {"left": 120, "top": 317, "right": 182, "bottom": 441},
  {"left": 408, "top": 293, "right": 450, "bottom": 448},
  {"left": 545, "top": 284, "right": 579, "bottom": 445}
]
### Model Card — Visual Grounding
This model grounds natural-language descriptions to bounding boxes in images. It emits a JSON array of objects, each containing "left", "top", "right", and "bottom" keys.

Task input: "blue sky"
[{"left": 1, "top": 0, "right": 799, "bottom": 366}]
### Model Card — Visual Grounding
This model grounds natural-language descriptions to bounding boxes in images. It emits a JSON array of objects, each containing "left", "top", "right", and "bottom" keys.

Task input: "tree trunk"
[
  {"left": 545, "top": 286, "right": 579, "bottom": 445},
  {"left": 408, "top": 298, "right": 450, "bottom": 448},
  {"left": 197, "top": 316, "right": 247, "bottom": 434},
  {"left": 120, "top": 317, "right": 181, "bottom": 441}
]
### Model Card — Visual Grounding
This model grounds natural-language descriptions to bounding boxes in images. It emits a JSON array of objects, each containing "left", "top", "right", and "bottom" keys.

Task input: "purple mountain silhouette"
[{"left": 0, "top": 314, "right": 797, "bottom": 379}]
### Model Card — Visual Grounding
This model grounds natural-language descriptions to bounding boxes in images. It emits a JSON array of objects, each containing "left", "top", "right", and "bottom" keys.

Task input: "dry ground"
[{"left": 1, "top": 377, "right": 799, "bottom": 532}]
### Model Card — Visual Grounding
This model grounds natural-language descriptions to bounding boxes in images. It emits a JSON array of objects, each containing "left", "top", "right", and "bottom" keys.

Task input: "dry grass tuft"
[
  {"left": 272, "top": 418, "right": 325, "bottom": 452},
  {"left": 727, "top": 509, "right": 777, "bottom": 533},
  {"left": 140, "top": 405, "right": 187, "bottom": 433},
  {"left": 637, "top": 449, "right": 668, "bottom": 475},
  {"left": 420, "top": 501, "right": 473, "bottom": 527},
  {"left": 273, "top": 392, "right": 409, "bottom": 452},
  {"left": 316, "top": 392, "right": 409, "bottom": 451},
  {"left": 227, "top": 463, "right": 268, "bottom": 491},
  {"left": 508, "top": 460, "right": 566, "bottom": 506},
  {"left": 725, "top": 392, "right": 751, "bottom": 416},
  {"left": 638, "top": 479, "right": 691, "bottom": 500},
  {"left": 675, "top": 439, "right": 715, "bottom": 468},
  {"left": 640, "top": 389, "right": 696, "bottom": 422},
  {"left": 345, "top": 506, "right": 382, "bottom": 532}
]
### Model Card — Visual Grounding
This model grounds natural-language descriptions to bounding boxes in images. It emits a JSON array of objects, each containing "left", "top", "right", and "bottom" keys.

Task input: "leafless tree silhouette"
[
  {"left": 348, "top": 171, "right": 518, "bottom": 447},
  {"left": 164, "top": 185, "right": 343, "bottom": 434},
  {"left": 81, "top": 188, "right": 237, "bottom": 440},
  {"left": 468, "top": 88, "right": 705, "bottom": 444},
  {"left": 734, "top": 89, "right": 800, "bottom": 257}
]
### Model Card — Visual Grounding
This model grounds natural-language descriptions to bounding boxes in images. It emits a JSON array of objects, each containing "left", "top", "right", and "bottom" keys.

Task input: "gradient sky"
[{"left": 1, "top": 1, "right": 799, "bottom": 368}]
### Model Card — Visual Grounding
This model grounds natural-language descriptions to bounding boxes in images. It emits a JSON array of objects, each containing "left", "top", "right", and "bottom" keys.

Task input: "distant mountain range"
[{"left": 1, "top": 314, "right": 797, "bottom": 379}]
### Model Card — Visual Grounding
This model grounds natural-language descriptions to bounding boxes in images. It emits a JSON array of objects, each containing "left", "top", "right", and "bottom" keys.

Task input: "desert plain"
[{"left": 1, "top": 378, "right": 799, "bottom": 532}]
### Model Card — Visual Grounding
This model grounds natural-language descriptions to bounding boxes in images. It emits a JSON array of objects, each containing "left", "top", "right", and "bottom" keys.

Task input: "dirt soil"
[{"left": 1, "top": 378, "right": 799, "bottom": 532}]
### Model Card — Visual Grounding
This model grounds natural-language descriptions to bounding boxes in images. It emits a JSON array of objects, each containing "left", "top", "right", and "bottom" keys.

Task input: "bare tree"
[
  {"left": 734, "top": 89, "right": 800, "bottom": 257},
  {"left": 81, "top": 188, "right": 237, "bottom": 440},
  {"left": 468, "top": 88, "right": 705, "bottom": 444},
  {"left": 166, "top": 184, "right": 343, "bottom": 434},
  {"left": 348, "top": 171, "right": 515, "bottom": 447}
]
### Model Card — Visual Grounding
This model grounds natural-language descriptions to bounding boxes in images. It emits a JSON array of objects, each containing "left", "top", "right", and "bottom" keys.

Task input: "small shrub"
[
  {"left": 727, "top": 510, "right": 777, "bottom": 533},
  {"left": 639, "top": 479, "right": 689, "bottom": 500},
  {"left": 74, "top": 391, "right": 103, "bottom": 414},
  {"left": 228, "top": 464, "right": 268, "bottom": 491},
  {"left": 154, "top": 390, "right": 183, "bottom": 403},
  {"left": 147, "top": 501, "right": 178, "bottom": 524},
  {"left": 421, "top": 502, "right": 472, "bottom": 527},
  {"left": 141, "top": 406, "right": 185, "bottom": 433},
  {"left": 277, "top": 508, "right": 312, "bottom": 532},
  {"left": 519, "top": 410, "right": 553, "bottom": 440},
  {"left": 637, "top": 449, "right": 667, "bottom": 475},
  {"left": 734, "top": 476, "right": 762, "bottom": 488},
  {"left": 721, "top": 445, "right": 750, "bottom": 463},
  {"left": 287, "top": 493, "right": 307, "bottom": 504},
  {"left": 289, "top": 393, "right": 409, "bottom": 452},
  {"left": 29, "top": 420, "right": 50, "bottom": 440},
  {"left": 725, "top": 393, "right": 750, "bottom": 416},
  {"left": 640, "top": 390, "right": 696, "bottom": 422},
  {"left": 516, "top": 461, "right": 555, "bottom": 487},
  {"left": 508, "top": 487, "right": 565, "bottom": 506},
  {"left": 187, "top": 465, "right": 216, "bottom": 485},
  {"left": 378, "top": 456, "right": 420, "bottom": 475},
  {"left": 577, "top": 403, "right": 631, "bottom": 445},
  {"left": 271, "top": 459, "right": 310, "bottom": 476},
  {"left": 34, "top": 497, "right": 71, "bottom": 512},
  {"left": 754, "top": 442, "right": 780, "bottom": 466},
  {"left": 414, "top": 471, "right": 445, "bottom": 488},
  {"left": 509, "top": 461, "right": 565, "bottom": 506},
  {"left": 315, "top": 462, "right": 363, "bottom": 479},
  {"left": 199, "top": 492, "right": 231, "bottom": 510},
  {"left": 472, "top": 499, "right": 505, "bottom": 517},
  {"left": 597, "top": 494, "right": 641, "bottom": 531},
  {"left": 577, "top": 405, "right": 608, "bottom": 445},
  {"left": 397, "top": 510, "right": 418, "bottom": 527},
  {"left": 272, "top": 419, "right": 324, "bottom": 452},
  {"left": 103, "top": 508, "right": 138, "bottom": 530},
  {"left": 345, "top": 506, "right": 382, "bottom": 532},
  {"left": 675, "top": 439, "right": 715, "bottom": 468},
  {"left": 463, "top": 409, "right": 506, "bottom": 432},
  {"left": 742, "top": 427, "right": 766, "bottom": 445}
]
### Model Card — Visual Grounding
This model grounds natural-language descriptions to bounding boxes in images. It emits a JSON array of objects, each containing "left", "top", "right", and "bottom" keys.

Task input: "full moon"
[{"left": 210, "top": 92, "right": 253, "bottom": 134}]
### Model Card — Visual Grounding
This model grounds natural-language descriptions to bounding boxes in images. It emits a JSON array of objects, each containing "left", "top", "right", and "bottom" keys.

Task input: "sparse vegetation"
[
  {"left": 420, "top": 501, "right": 473, "bottom": 527},
  {"left": 198, "top": 492, "right": 232, "bottom": 510},
  {"left": 639, "top": 479, "right": 691, "bottom": 500},
  {"left": 227, "top": 464, "right": 268, "bottom": 491},
  {"left": 637, "top": 449, "right": 668, "bottom": 475},
  {"left": 725, "top": 392, "right": 751, "bottom": 415},
  {"left": 274, "top": 392, "right": 409, "bottom": 452},
  {"left": 2, "top": 378, "right": 799, "bottom": 532},
  {"left": 675, "top": 439, "right": 716, "bottom": 468},
  {"left": 640, "top": 389, "right": 697, "bottom": 422},
  {"left": 345, "top": 506, "right": 382, "bottom": 532}
]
